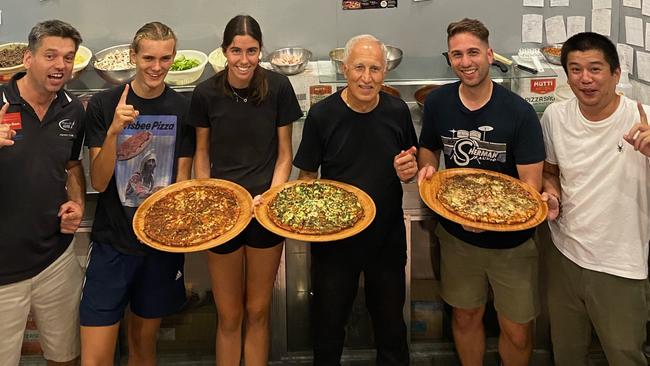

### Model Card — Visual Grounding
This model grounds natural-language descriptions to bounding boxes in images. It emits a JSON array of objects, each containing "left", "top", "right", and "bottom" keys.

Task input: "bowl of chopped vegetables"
[
  {"left": 93, "top": 44, "right": 136, "bottom": 84},
  {"left": 165, "top": 49, "right": 208, "bottom": 86}
]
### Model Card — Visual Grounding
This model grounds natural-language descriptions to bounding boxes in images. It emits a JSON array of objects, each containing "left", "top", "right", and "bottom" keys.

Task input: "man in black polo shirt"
[{"left": 0, "top": 20, "right": 85, "bottom": 366}]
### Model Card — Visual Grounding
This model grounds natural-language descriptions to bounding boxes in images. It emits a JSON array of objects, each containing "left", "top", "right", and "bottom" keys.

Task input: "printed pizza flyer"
[
  {"left": 115, "top": 115, "right": 177, "bottom": 207},
  {"left": 342, "top": 0, "right": 397, "bottom": 10}
]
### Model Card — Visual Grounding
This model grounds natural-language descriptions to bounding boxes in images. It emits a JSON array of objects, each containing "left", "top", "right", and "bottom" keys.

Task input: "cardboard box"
[
  {"left": 156, "top": 303, "right": 216, "bottom": 353},
  {"left": 21, "top": 313, "right": 43, "bottom": 355},
  {"left": 513, "top": 77, "right": 557, "bottom": 113},
  {"left": 411, "top": 279, "right": 439, "bottom": 302},
  {"left": 409, "top": 219, "right": 440, "bottom": 280},
  {"left": 410, "top": 279, "right": 444, "bottom": 340}
]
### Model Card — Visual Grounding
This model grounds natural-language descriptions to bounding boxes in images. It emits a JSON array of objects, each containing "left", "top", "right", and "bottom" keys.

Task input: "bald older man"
[{"left": 294, "top": 34, "right": 418, "bottom": 366}]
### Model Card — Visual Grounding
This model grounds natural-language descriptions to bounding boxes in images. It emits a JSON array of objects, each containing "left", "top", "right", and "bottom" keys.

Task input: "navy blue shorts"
[
  {"left": 209, "top": 219, "right": 283, "bottom": 254},
  {"left": 80, "top": 242, "right": 186, "bottom": 326}
]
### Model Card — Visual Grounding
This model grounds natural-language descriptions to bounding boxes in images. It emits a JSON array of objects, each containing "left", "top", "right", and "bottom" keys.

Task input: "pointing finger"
[
  {"left": 638, "top": 101, "right": 647, "bottom": 126},
  {"left": 118, "top": 84, "right": 130, "bottom": 106}
]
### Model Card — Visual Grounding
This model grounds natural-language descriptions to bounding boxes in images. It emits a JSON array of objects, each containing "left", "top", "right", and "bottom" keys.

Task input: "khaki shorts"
[
  {"left": 436, "top": 225, "right": 540, "bottom": 323},
  {"left": 0, "top": 243, "right": 83, "bottom": 365}
]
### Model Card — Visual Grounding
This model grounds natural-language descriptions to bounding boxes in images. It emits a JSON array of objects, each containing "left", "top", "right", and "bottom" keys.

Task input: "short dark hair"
[
  {"left": 217, "top": 15, "right": 268, "bottom": 105},
  {"left": 28, "top": 20, "right": 82, "bottom": 53},
  {"left": 447, "top": 18, "right": 489, "bottom": 44},
  {"left": 131, "top": 21, "right": 177, "bottom": 53},
  {"left": 561, "top": 32, "right": 620, "bottom": 73}
]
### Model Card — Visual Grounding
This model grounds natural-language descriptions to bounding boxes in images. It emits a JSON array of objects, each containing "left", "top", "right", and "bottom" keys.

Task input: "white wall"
[{"left": 0, "top": 0, "right": 600, "bottom": 58}]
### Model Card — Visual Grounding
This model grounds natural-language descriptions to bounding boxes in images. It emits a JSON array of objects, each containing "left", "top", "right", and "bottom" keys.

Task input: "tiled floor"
[{"left": 19, "top": 349, "right": 616, "bottom": 365}]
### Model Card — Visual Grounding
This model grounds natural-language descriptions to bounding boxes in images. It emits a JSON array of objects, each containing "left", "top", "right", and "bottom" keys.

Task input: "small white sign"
[
  {"left": 636, "top": 51, "right": 650, "bottom": 82},
  {"left": 617, "top": 43, "right": 635, "bottom": 72},
  {"left": 522, "top": 14, "right": 544, "bottom": 43},
  {"left": 626, "top": 16, "right": 645, "bottom": 47},
  {"left": 593, "top": 0, "right": 612, "bottom": 8},
  {"left": 643, "top": 0, "right": 650, "bottom": 16},
  {"left": 592, "top": 8, "right": 612, "bottom": 36},
  {"left": 524, "top": 0, "right": 544, "bottom": 6},
  {"left": 550, "top": 0, "right": 569, "bottom": 6},
  {"left": 567, "top": 16, "right": 586, "bottom": 38},
  {"left": 546, "top": 16, "right": 568, "bottom": 44},
  {"left": 623, "top": 0, "right": 641, "bottom": 8}
]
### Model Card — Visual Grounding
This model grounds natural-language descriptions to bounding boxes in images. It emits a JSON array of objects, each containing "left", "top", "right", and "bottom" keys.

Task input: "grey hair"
[
  {"left": 343, "top": 34, "right": 388, "bottom": 69},
  {"left": 28, "top": 20, "right": 82, "bottom": 53}
]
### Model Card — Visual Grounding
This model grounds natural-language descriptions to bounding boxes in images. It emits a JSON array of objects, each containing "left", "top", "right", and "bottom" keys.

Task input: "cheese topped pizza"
[
  {"left": 436, "top": 173, "right": 539, "bottom": 225},
  {"left": 117, "top": 131, "right": 152, "bottom": 161},
  {"left": 143, "top": 185, "right": 240, "bottom": 246},
  {"left": 267, "top": 181, "right": 364, "bottom": 235}
]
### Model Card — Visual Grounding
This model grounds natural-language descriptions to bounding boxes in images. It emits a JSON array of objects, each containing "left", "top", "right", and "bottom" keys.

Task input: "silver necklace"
[{"left": 230, "top": 85, "right": 248, "bottom": 103}]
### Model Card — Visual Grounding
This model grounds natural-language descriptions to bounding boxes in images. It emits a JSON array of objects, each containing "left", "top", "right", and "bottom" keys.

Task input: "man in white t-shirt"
[{"left": 541, "top": 31, "right": 650, "bottom": 366}]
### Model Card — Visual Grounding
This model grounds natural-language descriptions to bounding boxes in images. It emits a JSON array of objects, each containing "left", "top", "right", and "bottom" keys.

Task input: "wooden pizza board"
[
  {"left": 133, "top": 178, "right": 253, "bottom": 253},
  {"left": 418, "top": 168, "right": 548, "bottom": 232},
  {"left": 254, "top": 179, "right": 376, "bottom": 242}
]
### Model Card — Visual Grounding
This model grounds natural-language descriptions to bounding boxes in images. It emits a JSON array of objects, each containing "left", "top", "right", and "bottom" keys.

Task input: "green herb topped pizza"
[{"left": 267, "top": 181, "right": 364, "bottom": 235}]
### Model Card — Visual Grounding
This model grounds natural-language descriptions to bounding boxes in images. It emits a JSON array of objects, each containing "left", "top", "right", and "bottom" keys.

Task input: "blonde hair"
[{"left": 131, "top": 22, "right": 177, "bottom": 53}]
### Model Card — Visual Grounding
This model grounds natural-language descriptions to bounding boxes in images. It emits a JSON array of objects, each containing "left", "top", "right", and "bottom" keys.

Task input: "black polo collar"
[{"left": 1, "top": 72, "right": 73, "bottom": 108}]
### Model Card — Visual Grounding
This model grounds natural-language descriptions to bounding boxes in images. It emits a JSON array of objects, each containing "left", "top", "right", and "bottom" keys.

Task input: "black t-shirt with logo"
[
  {"left": 420, "top": 81, "right": 545, "bottom": 249},
  {"left": 188, "top": 69, "right": 302, "bottom": 196},
  {"left": 0, "top": 72, "right": 85, "bottom": 285},
  {"left": 293, "top": 90, "right": 418, "bottom": 263},
  {"left": 85, "top": 84, "right": 195, "bottom": 256}
]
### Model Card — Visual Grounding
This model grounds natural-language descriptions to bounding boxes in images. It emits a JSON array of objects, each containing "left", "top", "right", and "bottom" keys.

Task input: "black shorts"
[
  {"left": 80, "top": 242, "right": 186, "bottom": 326},
  {"left": 210, "top": 219, "right": 284, "bottom": 254}
]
